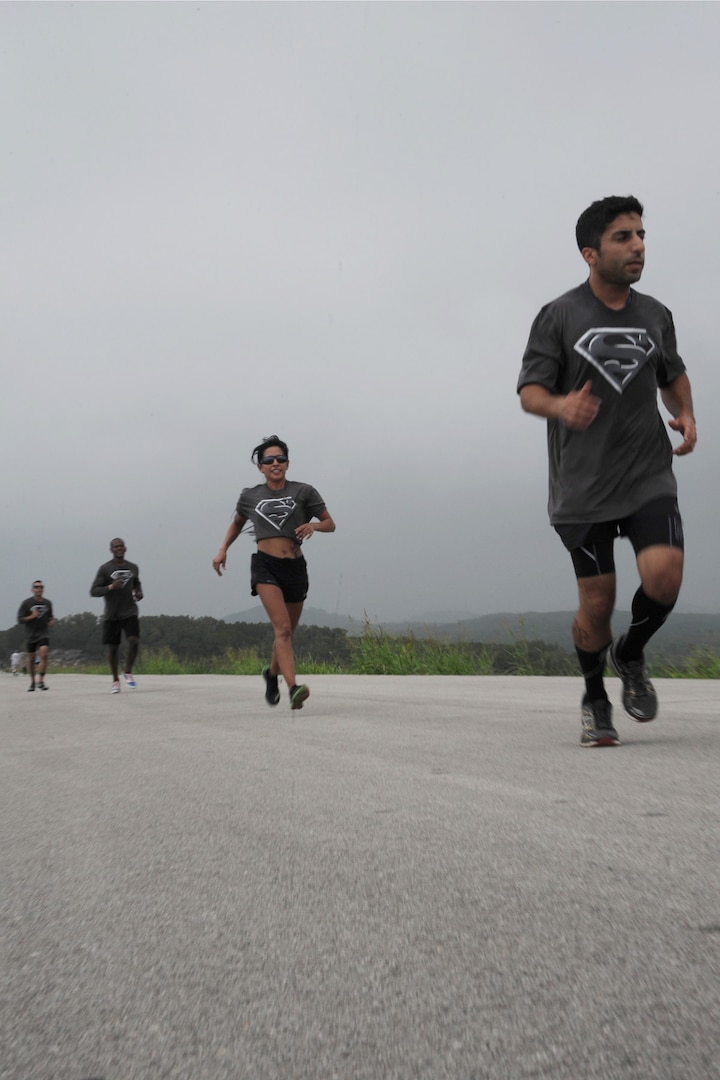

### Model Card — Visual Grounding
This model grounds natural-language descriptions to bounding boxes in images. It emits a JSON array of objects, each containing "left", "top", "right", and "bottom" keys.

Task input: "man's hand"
[
  {"left": 669, "top": 415, "right": 697, "bottom": 456},
  {"left": 212, "top": 551, "right": 227, "bottom": 576},
  {"left": 559, "top": 381, "right": 601, "bottom": 430}
]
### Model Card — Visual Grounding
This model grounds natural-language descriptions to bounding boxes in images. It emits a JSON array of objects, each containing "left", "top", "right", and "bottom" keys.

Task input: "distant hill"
[
  {"left": 223, "top": 607, "right": 720, "bottom": 661},
  {"left": 224, "top": 606, "right": 359, "bottom": 631},
  {"left": 397, "top": 611, "right": 720, "bottom": 661}
]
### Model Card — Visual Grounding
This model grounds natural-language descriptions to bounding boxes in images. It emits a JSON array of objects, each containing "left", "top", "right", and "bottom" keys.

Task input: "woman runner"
[{"left": 212, "top": 436, "right": 336, "bottom": 710}]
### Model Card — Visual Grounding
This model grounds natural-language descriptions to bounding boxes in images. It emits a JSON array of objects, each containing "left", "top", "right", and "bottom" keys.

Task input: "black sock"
[
  {"left": 619, "top": 588, "right": 675, "bottom": 661},
  {"left": 576, "top": 644, "right": 610, "bottom": 701}
]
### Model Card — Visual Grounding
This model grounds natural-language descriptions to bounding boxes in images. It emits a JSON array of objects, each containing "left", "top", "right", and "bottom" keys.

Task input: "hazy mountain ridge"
[{"left": 223, "top": 607, "right": 720, "bottom": 660}]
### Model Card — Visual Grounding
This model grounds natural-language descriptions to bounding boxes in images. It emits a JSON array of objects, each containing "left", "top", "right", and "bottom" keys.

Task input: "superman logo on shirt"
[
  {"left": 256, "top": 496, "right": 296, "bottom": 531},
  {"left": 574, "top": 327, "right": 657, "bottom": 393},
  {"left": 110, "top": 569, "right": 134, "bottom": 586}
]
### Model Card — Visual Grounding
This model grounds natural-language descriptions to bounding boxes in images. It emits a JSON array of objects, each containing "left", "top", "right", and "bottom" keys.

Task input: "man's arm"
[
  {"left": 519, "top": 381, "right": 601, "bottom": 431},
  {"left": 17, "top": 601, "right": 34, "bottom": 624},
  {"left": 660, "top": 372, "right": 697, "bottom": 456},
  {"left": 90, "top": 567, "right": 109, "bottom": 597}
]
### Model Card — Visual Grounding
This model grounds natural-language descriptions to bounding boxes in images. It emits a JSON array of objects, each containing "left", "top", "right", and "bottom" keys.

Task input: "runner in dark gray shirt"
[
  {"left": 518, "top": 196, "right": 697, "bottom": 747},
  {"left": 17, "top": 581, "right": 55, "bottom": 691},
  {"left": 90, "top": 538, "right": 143, "bottom": 694}
]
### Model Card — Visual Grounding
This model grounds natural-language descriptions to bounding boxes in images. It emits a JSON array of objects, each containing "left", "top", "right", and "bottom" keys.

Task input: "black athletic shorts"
[
  {"left": 102, "top": 616, "right": 140, "bottom": 646},
  {"left": 555, "top": 496, "right": 684, "bottom": 579},
  {"left": 251, "top": 551, "right": 309, "bottom": 604},
  {"left": 26, "top": 638, "right": 49, "bottom": 652}
]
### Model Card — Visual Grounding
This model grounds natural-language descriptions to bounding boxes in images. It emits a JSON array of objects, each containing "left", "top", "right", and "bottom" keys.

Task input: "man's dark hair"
[
  {"left": 251, "top": 434, "right": 289, "bottom": 464},
  {"left": 576, "top": 195, "right": 644, "bottom": 252}
]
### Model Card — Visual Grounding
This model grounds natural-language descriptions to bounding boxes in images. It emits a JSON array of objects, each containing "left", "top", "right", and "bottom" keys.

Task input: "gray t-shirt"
[
  {"left": 17, "top": 597, "right": 54, "bottom": 643},
  {"left": 517, "top": 281, "right": 687, "bottom": 524},
  {"left": 236, "top": 481, "right": 326, "bottom": 542},
  {"left": 90, "top": 560, "right": 142, "bottom": 620}
]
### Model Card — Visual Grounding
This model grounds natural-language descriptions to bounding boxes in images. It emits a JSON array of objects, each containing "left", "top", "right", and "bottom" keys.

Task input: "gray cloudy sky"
[{"left": 3, "top": 1, "right": 719, "bottom": 627}]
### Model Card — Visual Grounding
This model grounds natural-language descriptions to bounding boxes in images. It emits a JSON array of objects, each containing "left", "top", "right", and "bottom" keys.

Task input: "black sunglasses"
[{"left": 260, "top": 454, "right": 288, "bottom": 465}]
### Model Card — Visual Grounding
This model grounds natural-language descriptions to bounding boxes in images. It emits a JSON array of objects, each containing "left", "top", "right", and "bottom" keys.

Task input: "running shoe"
[
  {"left": 290, "top": 684, "right": 310, "bottom": 711},
  {"left": 262, "top": 665, "right": 280, "bottom": 706},
  {"left": 608, "top": 637, "right": 657, "bottom": 721},
  {"left": 111, "top": 681, "right": 121, "bottom": 694},
  {"left": 123, "top": 672, "right": 137, "bottom": 689},
  {"left": 580, "top": 697, "right": 620, "bottom": 747},
  {"left": 27, "top": 684, "right": 35, "bottom": 692},
  {"left": 38, "top": 681, "right": 48, "bottom": 691}
]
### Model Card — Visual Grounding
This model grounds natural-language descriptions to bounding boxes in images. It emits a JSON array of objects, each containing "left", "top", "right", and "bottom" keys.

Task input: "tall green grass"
[
  {"left": 350, "top": 628, "right": 495, "bottom": 675},
  {"left": 661, "top": 647, "right": 720, "bottom": 679},
  {"left": 50, "top": 625, "right": 720, "bottom": 677},
  {"left": 67, "top": 645, "right": 343, "bottom": 677}
]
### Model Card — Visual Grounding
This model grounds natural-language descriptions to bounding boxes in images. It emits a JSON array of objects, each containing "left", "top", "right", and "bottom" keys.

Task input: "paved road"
[{"left": 1, "top": 674, "right": 718, "bottom": 1079}]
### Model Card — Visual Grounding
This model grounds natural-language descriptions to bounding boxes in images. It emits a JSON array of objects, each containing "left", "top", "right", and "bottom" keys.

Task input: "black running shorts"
[
  {"left": 26, "top": 638, "right": 49, "bottom": 652},
  {"left": 102, "top": 616, "right": 140, "bottom": 646},
  {"left": 555, "top": 496, "right": 684, "bottom": 578},
  {"left": 251, "top": 551, "right": 309, "bottom": 604}
]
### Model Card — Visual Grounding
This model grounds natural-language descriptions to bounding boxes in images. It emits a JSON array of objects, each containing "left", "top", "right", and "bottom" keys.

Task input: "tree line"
[
  {"left": 1, "top": 613, "right": 352, "bottom": 666},
  {"left": 1, "top": 612, "right": 578, "bottom": 675}
]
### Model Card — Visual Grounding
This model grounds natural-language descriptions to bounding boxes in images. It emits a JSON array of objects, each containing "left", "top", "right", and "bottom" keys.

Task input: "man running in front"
[{"left": 518, "top": 195, "right": 697, "bottom": 746}]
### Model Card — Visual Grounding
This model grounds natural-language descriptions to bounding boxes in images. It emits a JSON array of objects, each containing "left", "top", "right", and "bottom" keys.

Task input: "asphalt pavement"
[{"left": 1, "top": 673, "right": 718, "bottom": 1080}]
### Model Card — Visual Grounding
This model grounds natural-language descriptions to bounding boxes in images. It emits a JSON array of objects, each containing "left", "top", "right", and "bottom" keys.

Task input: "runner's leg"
[{"left": 256, "top": 584, "right": 302, "bottom": 690}]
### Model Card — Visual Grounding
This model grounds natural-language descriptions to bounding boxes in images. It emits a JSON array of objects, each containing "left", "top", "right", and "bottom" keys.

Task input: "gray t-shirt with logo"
[
  {"left": 90, "top": 560, "right": 142, "bottom": 620},
  {"left": 17, "top": 597, "right": 54, "bottom": 644},
  {"left": 236, "top": 481, "right": 326, "bottom": 542},
  {"left": 517, "top": 281, "right": 687, "bottom": 524}
]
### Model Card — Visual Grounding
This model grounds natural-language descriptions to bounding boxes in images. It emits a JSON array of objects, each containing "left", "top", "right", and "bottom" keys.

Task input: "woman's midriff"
[{"left": 257, "top": 538, "right": 302, "bottom": 559}]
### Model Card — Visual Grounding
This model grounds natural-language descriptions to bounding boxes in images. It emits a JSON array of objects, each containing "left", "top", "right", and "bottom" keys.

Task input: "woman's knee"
[{"left": 272, "top": 621, "right": 293, "bottom": 643}]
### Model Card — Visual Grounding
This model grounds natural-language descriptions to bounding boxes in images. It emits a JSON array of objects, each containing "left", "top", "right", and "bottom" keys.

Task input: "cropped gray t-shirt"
[
  {"left": 236, "top": 481, "right": 326, "bottom": 542},
  {"left": 517, "top": 282, "right": 686, "bottom": 525}
]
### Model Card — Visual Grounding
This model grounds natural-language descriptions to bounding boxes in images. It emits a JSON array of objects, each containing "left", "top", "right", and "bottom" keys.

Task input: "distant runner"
[
  {"left": 17, "top": 581, "right": 55, "bottom": 691},
  {"left": 90, "top": 539, "right": 143, "bottom": 694}
]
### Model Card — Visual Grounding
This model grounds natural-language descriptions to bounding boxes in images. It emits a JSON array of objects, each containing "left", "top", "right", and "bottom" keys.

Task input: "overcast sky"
[{"left": 3, "top": 1, "right": 719, "bottom": 628}]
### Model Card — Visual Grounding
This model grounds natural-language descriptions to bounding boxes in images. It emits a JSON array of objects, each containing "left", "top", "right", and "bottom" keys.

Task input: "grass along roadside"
[{"left": 47, "top": 638, "right": 720, "bottom": 678}]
